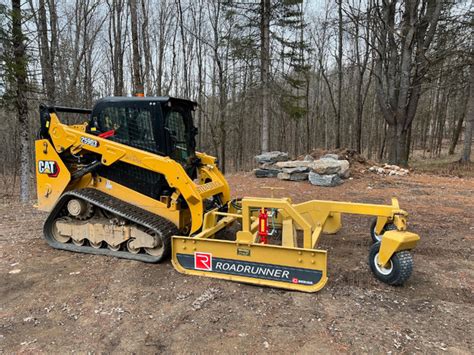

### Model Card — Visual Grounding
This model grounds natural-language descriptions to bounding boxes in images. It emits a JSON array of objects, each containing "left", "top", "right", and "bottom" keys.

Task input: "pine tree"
[{"left": 224, "top": 0, "right": 310, "bottom": 153}]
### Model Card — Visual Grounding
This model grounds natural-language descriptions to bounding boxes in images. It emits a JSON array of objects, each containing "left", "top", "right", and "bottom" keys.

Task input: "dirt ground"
[{"left": 1, "top": 171, "right": 473, "bottom": 353}]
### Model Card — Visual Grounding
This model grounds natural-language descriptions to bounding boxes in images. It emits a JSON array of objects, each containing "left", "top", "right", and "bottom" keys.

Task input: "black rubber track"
[{"left": 43, "top": 188, "right": 179, "bottom": 263}]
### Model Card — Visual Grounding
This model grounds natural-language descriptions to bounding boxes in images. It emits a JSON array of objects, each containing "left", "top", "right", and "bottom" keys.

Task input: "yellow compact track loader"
[{"left": 35, "top": 96, "right": 420, "bottom": 292}]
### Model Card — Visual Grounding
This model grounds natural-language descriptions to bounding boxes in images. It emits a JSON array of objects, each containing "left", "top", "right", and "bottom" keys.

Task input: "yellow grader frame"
[
  {"left": 172, "top": 197, "right": 419, "bottom": 292},
  {"left": 36, "top": 103, "right": 420, "bottom": 293}
]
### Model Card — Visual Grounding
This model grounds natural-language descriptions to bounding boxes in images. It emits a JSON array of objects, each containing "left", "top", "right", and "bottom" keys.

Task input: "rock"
[
  {"left": 321, "top": 153, "right": 339, "bottom": 160},
  {"left": 255, "top": 151, "right": 289, "bottom": 164},
  {"left": 337, "top": 160, "right": 350, "bottom": 178},
  {"left": 377, "top": 167, "right": 385, "bottom": 174},
  {"left": 304, "top": 154, "right": 314, "bottom": 161},
  {"left": 192, "top": 288, "right": 219, "bottom": 310},
  {"left": 282, "top": 166, "right": 309, "bottom": 174},
  {"left": 259, "top": 162, "right": 279, "bottom": 169},
  {"left": 254, "top": 168, "right": 280, "bottom": 178},
  {"left": 309, "top": 172, "right": 343, "bottom": 187},
  {"left": 275, "top": 160, "right": 314, "bottom": 169},
  {"left": 290, "top": 173, "right": 309, "bottom": 181},
  {"left": 277, "top": 172, "right": 308, "bottom": 181},
  {"left": 311, "top": 158, "right": 350, "bottom": 175},
  {"left": 277, "top": 172, "right": 290, "bottom": 180}
]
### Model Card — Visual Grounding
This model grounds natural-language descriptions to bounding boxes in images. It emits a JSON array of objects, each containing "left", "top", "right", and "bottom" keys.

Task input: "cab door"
[
  {"left": 93, "top": 100, "right": 163, "bottom": 155},
  {"left": 162, "top": 105, "right": 194, "bottom": 162}
]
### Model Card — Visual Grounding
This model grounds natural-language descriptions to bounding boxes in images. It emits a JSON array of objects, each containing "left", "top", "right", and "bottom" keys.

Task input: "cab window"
[
  {"left": 164, "top": 109, "right": 189, "bottom": 161},
  {"left": 98, "top": 105, "right": 157, "bottom": 153}
]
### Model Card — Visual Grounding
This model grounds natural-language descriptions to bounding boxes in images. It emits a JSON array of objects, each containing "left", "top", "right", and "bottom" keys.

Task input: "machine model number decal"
[
  {"left": 80, "top": 136, "right": 99, "bottom": 148},
  {"left": 180, "top": 253, "right": 322, "bottom": 285},
  {"left": 38, "top": 160, "right": 60, "bottom": 177},
  {"left": 194, "top": 252, "right": 212, "bottom": 271}
]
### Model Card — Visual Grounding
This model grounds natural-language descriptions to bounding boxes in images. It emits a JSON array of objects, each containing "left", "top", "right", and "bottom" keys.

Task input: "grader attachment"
[{"left": 172, "top": 197, "right": 420, "bottom": 292}]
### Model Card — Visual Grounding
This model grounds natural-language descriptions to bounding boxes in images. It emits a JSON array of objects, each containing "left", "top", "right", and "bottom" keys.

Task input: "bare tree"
[
  {"left": 461, "top": 64, "right": 473, "bottom": 163},
  {"left": 372, "top": 0, "right": 442, "bottom": 166},
  {"left": 11, "top": 0, "right": 30, "bottom": 202},
  {"left": 29, "top": 0, "right": 56, "bottom": 103},
  {"left": 346, "top": 0, "right": 373, "bottom": 153},
  {"left": 335, "top": 0, "right": 343, "bottom": 148},
  {"left": 260, "top": 0, "right": 270, "bottom": 153},
  {"left": 107, "top": 0, "right": 126, "bottom": 96},
  {"left": 129, "top": 0, "right": 143, "bottom": 95}
]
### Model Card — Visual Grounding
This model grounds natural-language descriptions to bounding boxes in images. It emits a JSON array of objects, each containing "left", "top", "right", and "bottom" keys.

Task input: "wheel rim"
[
  {"left": 127, "top": 240, "right": 140, "bottom": 254},
  {"left": 89, "top": 241, "right": 103, "bottom": 249},
  {"left": 144, "top": 242, "right": 163, "bottom": 257},
  {"left": 144, "top": 231, "right": 164, "bottom": 257},
  {"left": 372, "top": 226, "right": 383, "bottom": 242},
  {"left": 72, "top": 239, "right": 84, "bottom": 246},
  {"left": 52, "top": 220, "right": 70, "bottom": 243},
  {"left": 108, "top": 243, "right": 121, "bottom": 251},
  {"left": 374, "top": 253, "right": 393, "bottom": 275},
  {"left": 67, "top": 199, "right": 94, "bottom": 220}
]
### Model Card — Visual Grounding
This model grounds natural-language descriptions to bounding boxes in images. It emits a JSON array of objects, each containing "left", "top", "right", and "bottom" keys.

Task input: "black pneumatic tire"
[
  {"left": 368, "top": 242, "right": 413, "bottom": 286},
  {"left": 370, "top": 218, "right": 396, "bottom": 243}
]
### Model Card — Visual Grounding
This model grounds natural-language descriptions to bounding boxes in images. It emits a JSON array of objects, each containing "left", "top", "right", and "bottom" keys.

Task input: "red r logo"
[
  {"left": 195, "top": 252, "right": 212, "bottom": 271},
  {"left": 292, "top": 277, "right": 299, "bottom": 284}
]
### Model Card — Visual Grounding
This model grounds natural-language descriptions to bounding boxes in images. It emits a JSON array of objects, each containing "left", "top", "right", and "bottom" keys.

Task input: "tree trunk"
[
  {"left": 129, "top": 0, "right": 143, "bottom": 95},
  {"left": 461, "top": 65, "right": 473, "bottom": 163},
  {"left": 12, "top": 0, "right": 30, "bottom": 202},
  {"left": 386, "top": 122, "right": 411, "bottom": 166},
  {"left": 37, "top": 0, "right": 56, "bottom": 103},
  {"left": 335, "top": 0, "right": 343, "bottom": 148},
  {"left": 107, "top": 0, "right": 124, "bottom": 96},
  {"left": 176, "top": 0, "right": 189, "bottom": 98},
  {"left": 448, "top": 97, "right": 467, "bottom": 155},
  {"left": 141, "top": 0, "right": 153, "bottom": 94},
  {"left": 260, "top": 0, "right": 270, "bottom": 152}
]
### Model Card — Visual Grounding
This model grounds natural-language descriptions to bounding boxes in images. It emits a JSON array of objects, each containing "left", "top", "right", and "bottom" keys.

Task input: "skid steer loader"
[{"left": 35, "top": 96, "right": 420, "bottom": 292}]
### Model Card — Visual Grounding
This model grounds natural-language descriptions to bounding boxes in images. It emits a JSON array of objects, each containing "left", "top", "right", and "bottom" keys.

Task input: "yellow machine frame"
[{"left": 172, "top": 197, "right": 419, "bottom": 292}]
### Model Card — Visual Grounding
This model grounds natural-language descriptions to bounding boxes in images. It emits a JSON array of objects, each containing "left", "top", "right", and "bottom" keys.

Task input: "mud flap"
[
  {"left": 171, "top": 237, "right": 328, "bottom": 292},
  {"left": 378, "top": 230, "right": 420, "bottom": 266}
]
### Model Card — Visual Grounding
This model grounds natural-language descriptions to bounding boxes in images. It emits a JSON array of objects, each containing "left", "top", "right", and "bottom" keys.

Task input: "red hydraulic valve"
[{"left": 258, "top": 208, "right": 268, "bottom": 244}]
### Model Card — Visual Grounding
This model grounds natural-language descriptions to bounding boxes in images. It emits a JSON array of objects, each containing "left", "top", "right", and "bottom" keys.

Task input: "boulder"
[
  {"left": 309, "top": 172, "right": 343, "bottom": 187},
  {"left": 303, "top": 154, "right": 314, "bottom": 161},
  {"left": 291, "top": 172, "right": 309, "bottom": 181},
  {"left": 277, "top": 172, "right": 309, "bottom": 181},
  {"left": 282, "top": 166, "right": 309, "bottom": 174},
  {"left": 254, "top": 168, "right": 280, "bottom": 178},
  {"left": 311, "top": 158, "right": 350, "bottom": 176},
  {"left": 255, "top": 151, "right": 289, "bottom": 164},
  {"left": 321, "top": 153, "right": 340, "bottom": 160},
  {"left": 275, "top": 160, "right": 313, "bottom": 169},
  {"left": 259, "top": 162, "right": 279, "bottom": 170},
  {"left": 337, "top": 160, "right": 350, "bottom": 178}
]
